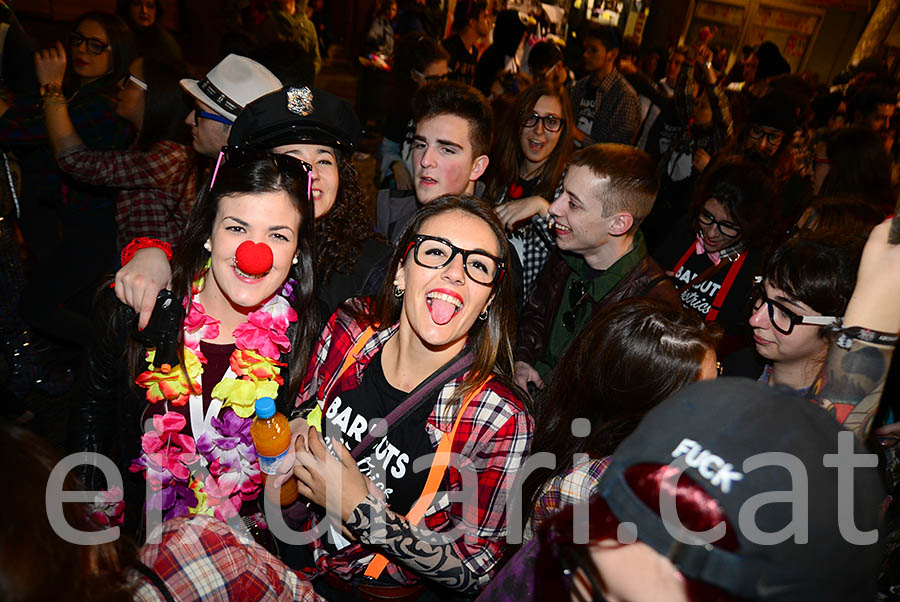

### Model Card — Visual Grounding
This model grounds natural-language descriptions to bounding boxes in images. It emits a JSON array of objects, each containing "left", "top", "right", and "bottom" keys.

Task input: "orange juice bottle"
[{"left": 250, "top": 397, "right": 299, "bottom": 506}]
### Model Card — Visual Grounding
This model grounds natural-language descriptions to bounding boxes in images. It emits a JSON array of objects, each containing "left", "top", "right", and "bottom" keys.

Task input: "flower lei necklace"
[{"left": 129, "top": 266, "right": 299, "bottom": 522}]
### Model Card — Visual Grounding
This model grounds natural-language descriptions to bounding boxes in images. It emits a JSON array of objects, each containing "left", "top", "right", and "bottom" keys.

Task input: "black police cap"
[{"left": 227, "top": 85, "right": 361, "bottom": 151}]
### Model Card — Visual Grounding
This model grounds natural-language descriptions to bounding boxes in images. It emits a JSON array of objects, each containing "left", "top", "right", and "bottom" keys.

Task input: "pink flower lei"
[{"left": 130, "top": 276, "right": 299, "bottom": 522}]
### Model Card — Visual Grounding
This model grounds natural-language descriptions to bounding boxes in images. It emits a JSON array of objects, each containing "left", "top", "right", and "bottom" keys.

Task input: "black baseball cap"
[
  {"left": 227, "top": 85, "right": 361, "bottom": 151},
  {"left": 597, "top": 378, "right": 885, "bottom": 601}
]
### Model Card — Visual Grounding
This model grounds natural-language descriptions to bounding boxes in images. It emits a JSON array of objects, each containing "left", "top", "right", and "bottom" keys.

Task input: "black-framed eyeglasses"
[
  {"left": 522, "top": 112, "right": 565, "bottom": 132},
  {"left": 209, "top": 146, "right": 312, "bottom": 192},
  {"left": 413, "top": 69, "right": 449, "bottom": 82},
  {"left": 698, "top": 209, "right": 741, "bottom": 239},
  {"left": 193, "top": 109, "right": 233, "bottom": 127},
  {"left": 562, "top": 279, "right": 589, "bottom": 333},
  {"left": 404, "top": 235, "right": 505, "bottom": 286},
  {"left": 751, "top": 285, "right": 839, "bottom": 335},
  {"left": 69, "top": 31, "right": 110, "bottom": 55},
  {"left": 747, "top": 125, "right": 784, "bottom": 146}
]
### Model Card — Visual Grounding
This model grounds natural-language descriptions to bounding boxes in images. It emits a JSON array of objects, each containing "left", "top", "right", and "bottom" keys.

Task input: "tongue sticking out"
[{"left": 428, "top": 298, "right": 457, "bottom": 325}]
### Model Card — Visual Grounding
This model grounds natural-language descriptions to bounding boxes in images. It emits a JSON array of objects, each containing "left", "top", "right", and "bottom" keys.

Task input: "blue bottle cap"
[{"left": 255, "top": 397, "right": 277, "bottom": 419}]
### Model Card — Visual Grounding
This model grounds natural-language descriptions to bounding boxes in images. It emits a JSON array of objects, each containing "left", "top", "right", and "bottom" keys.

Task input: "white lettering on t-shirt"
[
  {"left": 674, "top": 265, "right": 722, "bottom": 316},
  {"left": 323, "top": 395, "right": 410, "bottom": 497},
  {"left": 347, "top": 414, "right": 368, "bottom": 442}
]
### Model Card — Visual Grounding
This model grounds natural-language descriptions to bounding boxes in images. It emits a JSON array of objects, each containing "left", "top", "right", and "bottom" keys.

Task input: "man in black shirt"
[{"left": 442, "top": 0, "right": 490, "bottom": 86}]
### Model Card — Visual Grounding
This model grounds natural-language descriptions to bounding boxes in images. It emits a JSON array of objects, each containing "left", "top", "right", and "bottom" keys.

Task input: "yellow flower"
[
  {"left": 136, "top": 349, "right": 202, "bottom": 405},
  {"left": 230, "top": 349, "right": 284, "bottom": 383},
  {"left": 189, "top": 476, "right": 214, "bottom": 516},
  {"left": 212, "top": 376, "right": 280, "bottom": 418}
]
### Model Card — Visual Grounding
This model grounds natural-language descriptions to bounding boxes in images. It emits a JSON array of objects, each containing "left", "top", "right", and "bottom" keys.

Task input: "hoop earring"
[{"left": 479, "top": 309, "right": 489, "bottom": 321}]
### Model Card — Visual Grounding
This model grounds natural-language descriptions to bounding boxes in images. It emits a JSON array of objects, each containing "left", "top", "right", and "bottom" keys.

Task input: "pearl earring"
[
  {"left": 292, "top": 256, "right": 299, "bottom": 265},
  {"left": 204, "top": 240, "right": 211, "bottom": 252}
]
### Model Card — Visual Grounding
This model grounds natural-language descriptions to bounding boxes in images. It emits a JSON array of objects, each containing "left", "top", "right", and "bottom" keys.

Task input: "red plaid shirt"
[
  {"left": 134, "top": 515, "right": 323, "bottom": 601},
  {"left": 296, "top": 300, "right": 534, "bottom": 588},
  {"left": 56, "top": 140, "right": 195, "bottom": 247}
]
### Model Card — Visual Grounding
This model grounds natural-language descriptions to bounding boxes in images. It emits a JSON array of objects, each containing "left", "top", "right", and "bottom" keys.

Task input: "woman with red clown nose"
[
  {"left": 114, "top": 85, "right": 391, "bottom": 330},
  {"left": 69, "top": 154, "right": 320, "bottom": 537}
]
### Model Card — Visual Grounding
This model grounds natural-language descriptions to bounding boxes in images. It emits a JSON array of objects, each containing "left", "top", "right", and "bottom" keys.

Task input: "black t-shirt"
[
  {"left": 322, "top": 351, "right": 434, "bottom": 515},
  {"left": 443, "top": 34, "right": 478, "bottom": 85},
  {"left": 653, "top": 216, "right": 763, "bottom": 343}
]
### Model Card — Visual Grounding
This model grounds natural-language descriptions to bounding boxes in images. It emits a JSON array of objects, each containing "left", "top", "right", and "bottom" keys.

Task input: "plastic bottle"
[{"left": 250, "top": 397, "right": 299, "bottom": 506}]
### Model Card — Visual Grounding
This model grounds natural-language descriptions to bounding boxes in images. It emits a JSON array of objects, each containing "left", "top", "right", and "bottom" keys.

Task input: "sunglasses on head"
[
  {"left": 69, "top": 31, "right": 109, "bottom": 55},
  {"left": 209, "top": 147, "right": 313, "bottom": 195}
]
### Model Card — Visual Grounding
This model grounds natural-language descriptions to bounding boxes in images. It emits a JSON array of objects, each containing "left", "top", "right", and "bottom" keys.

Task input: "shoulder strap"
[
  {"left": 706, "top": 251, "right": 748, "bottom": 322},
  {"left": 322, "top": 325, "right": 377, "bottom": 410},
  {"left": 363, "top": 376, "right": 493, "bottom": 579},
  {"left": 349, "top": 349, "right": 475, "bottom": 461},
  {"left": 134, "top": 562, "right": 177, "bottom": 602}
]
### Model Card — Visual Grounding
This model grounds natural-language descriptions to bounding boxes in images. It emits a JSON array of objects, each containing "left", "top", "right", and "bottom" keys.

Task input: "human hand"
[
  {"left": 693, "top": 148, "right": 711, "bottom": 173},
  {"left": 34, "top": 41, "right": 67, "bottom": 87},
  {"left": 392, "top": 161, "right": 413, "bottom": 191},
  {"left": 271, "top": 415, "right": 312, "bottom": 489},
  {"left": 115, "top": 248, "right": 173, "bottom": 330},
  {"left": 294, "top": 426, "right": 370, "bottom": 522},
  {"left": 514, "top": 360, "right": 544, "bottom": 392},
  {"left": 495, "top": 196, "right": 549, "bottom": 231},
  {"left": 842, "top": 218, "right": 900, "bottom": 334},
  {"left": 618, "top": 58, "right": 637, "bottom": 76}
]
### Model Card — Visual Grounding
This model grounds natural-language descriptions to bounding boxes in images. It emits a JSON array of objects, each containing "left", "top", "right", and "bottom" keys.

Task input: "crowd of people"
[{"left": 2, "top": 0, "right": 900, "bottom": 600}]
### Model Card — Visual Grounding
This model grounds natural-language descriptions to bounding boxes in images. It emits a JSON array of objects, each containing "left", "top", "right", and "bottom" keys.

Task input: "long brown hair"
[
  {"left": 485, "top": 81, "right": 574, "bottom": 203},
  {"left": 520, "top": 299, "right": 721, "bottom": 533},
  {"left": 315, "top": 154, "right": 382, "bottom": 284},
  {"left": 357, "top": 195, "right": 517, "bottom": 409},
  {"left": 168, "top": 157, "right": 318, "bottom": 407},
  {"left": 0, "top": 425, "right": 138, "bottom": 601}
]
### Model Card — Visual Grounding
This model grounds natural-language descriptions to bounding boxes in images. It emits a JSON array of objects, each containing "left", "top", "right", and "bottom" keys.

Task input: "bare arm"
[
  {"left": 36, "top": 42, "right": 83, "bottom": 156},
  {"left": 808, "top": 219, "right": 900, "bottom": 439}
]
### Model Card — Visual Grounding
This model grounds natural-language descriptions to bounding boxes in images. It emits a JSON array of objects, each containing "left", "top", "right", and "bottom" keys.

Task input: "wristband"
[
  {"left": 835, "top": 326, "right": 899, "bottom": 349},
  {"left": 121, "top": 237, "right": 173, "bottom": 266},
  {"left": 40, "top": 82, "right": 63, "bottom": 98}
]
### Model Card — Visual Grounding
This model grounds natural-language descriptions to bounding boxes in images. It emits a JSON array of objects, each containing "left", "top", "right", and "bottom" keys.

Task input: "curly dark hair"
[{"left": 315, "top": 154, "right": 380, "bottom": 283}]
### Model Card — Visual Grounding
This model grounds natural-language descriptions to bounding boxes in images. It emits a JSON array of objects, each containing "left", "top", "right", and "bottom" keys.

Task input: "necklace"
[{"left": 129, "top": 272, "right": 299, "bottom": 522}]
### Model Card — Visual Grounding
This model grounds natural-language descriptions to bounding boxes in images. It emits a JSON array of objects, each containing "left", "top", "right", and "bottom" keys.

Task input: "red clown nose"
[{"left": 234, "top": 241, "right": 274, "bottom": 275}]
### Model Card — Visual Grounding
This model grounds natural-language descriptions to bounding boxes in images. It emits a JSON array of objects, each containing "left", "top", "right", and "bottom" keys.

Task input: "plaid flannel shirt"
[
  {"left": 0, "top": 84, "right": 133, "bottom": 210},
  {"left": 134, "top": 515, "right": 323, "bottom": 601},
  {"left": 527, "top": 456, "right": 610, "bottom": 538},
  {"left": 56, "top": 140, "right": 195, "bottom": 247},
  {"left": 295, "top": 300, "right": 534, "bottom": 588},
  {"left": 570, "top": 69, "right": 642, "bottom": 146},
  {"left": 495, "top": 175, "right": 565, "bottom": 299}
]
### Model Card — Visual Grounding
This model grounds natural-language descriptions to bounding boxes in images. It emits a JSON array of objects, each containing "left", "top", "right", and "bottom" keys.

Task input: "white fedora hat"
[{"left": 180, "top": 54, "right": 282, "bottom": 122}]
